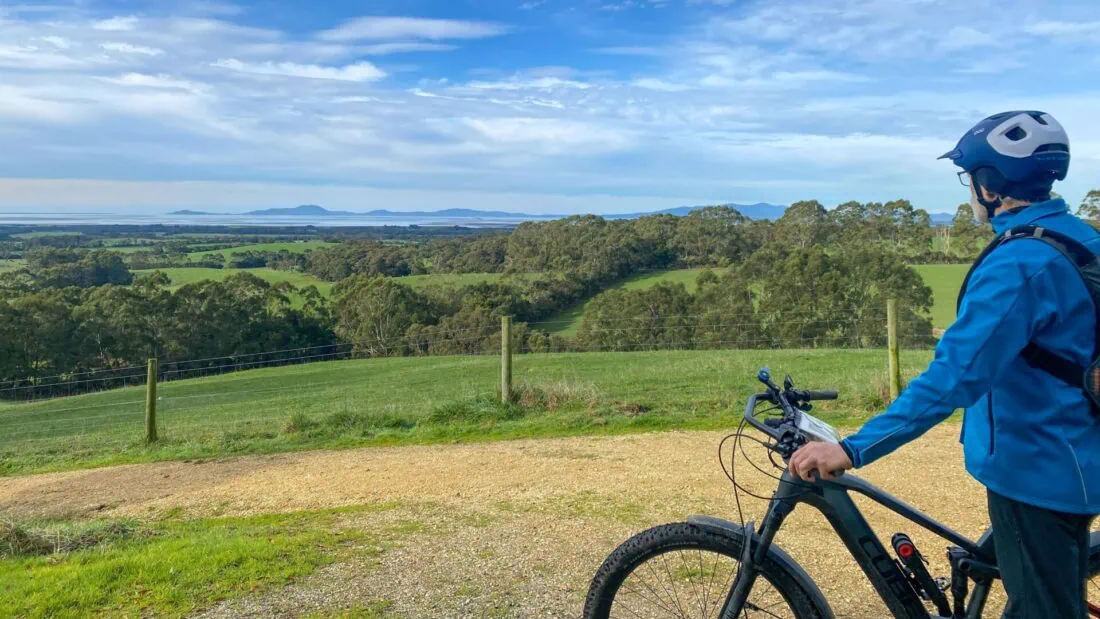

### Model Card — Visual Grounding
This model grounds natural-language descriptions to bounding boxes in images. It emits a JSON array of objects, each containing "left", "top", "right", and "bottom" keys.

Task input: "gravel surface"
[{"left": 2, "top": 425, "right": 1017, "bottom": 617}]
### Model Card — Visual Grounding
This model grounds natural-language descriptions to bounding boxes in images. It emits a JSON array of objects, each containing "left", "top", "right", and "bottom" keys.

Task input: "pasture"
[
  {"left": 0, "top": 348, "right": 932, "bottom": 476},
  {"left": 188, "top": 241, "right": 337, "bottom": 262},
  {"left": 134, "top": 267, "right": 334, "bottom": 294}
]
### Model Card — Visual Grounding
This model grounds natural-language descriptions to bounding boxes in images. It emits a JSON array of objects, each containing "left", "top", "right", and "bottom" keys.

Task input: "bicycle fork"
[{"left": 718, "top": 479, "right": 802, "bottom": 619}]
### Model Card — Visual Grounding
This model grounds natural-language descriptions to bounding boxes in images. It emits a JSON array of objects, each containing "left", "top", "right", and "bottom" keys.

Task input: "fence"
[{"left": 0, "top": 302, "right": 912, "bottom": 454}]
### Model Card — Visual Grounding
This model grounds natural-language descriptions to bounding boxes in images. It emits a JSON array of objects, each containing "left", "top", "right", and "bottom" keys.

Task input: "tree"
[
  {"left": 670, "top": 206, "right": 749, "bottom": 267},
  {"left": 576, "top": 283, "right": 694, "bottom": 352},
  {"left": 331, "top": 275, "right": 436, "bottom": 356},
  {"left": 1078, "top": 189, "right": 1100, "bottom": 221},
  {"left": 774, "top": 200, "right": 832, "bottom": 249}
]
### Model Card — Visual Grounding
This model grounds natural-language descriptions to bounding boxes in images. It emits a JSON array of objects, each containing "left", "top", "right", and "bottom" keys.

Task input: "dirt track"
[{"left": 1, "top": 424, "right": 1008, "bottom": 618}]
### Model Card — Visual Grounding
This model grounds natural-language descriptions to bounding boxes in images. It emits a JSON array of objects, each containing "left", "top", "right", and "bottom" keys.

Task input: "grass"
[
  {"left": 543, "top": 268, "right": 727, "bottom": 335},
  {"left": 188, "top": 241, "right": 337, "bottom": 262},
  {"left": 134, "top": 267, "right": 334, "bottom": 295},
  {"left": 10, "top": 231, "right": 82, "bottom": 239},
  {"left": 0, "top": 348, "right": 932, "bottom": 476},
  {"left": 0, "top": 507, "right": 382, "bottom": 619},
  {"left": 393, "top": 272, "right": 504, "bottom": 289},
  {"left": 0, "top": 259, "right": 24, "bottom": 273},
  {"left": 912, "top": 264, "right": 968, "bottom": 329}
]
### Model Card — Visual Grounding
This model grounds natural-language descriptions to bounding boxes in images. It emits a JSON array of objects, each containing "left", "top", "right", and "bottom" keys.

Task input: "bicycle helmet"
[{"left": 939, "top": 111, "right": 1070, "bottom": 215}]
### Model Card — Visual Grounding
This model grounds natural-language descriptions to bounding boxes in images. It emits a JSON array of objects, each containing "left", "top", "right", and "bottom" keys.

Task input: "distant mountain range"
[{"left": 168, "top": 203, "right": 958, "bottom": 224}]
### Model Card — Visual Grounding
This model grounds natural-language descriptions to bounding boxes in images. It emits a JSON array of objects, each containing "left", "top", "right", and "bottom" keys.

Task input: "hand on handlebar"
[{"left": 789, "top": 442, "right": 852, "bottom": 482}]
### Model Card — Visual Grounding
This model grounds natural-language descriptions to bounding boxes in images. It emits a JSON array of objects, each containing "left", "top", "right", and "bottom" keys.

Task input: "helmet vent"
[
  {"left": 1029, "top": 112, "right": 1049, "bottom": 125},
  {"left": 1005, "top": 126, "right": 1027, "bottom": 141},
  {"left": 1034, "top": 143, "right": 1069, "bottom": 153}
]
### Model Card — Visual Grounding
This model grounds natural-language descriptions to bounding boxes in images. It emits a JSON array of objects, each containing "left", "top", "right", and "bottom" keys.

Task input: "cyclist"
[{"left": 789, "top": 111, "right": 1100, "bottom": 618}]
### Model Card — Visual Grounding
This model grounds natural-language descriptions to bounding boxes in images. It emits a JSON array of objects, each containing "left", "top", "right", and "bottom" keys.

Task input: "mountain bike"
[{"left": 583, "top": 368, "right": 1100, "bottom": 618}]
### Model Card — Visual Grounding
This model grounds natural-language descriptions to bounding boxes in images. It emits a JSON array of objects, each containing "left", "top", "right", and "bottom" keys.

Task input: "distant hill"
[
  {"left": 244, "top": 205, "right": 358, "bottom": 217},
  {"left": 607, "top": 203, "right": 788, "bottom": 221},
  {"left": 170, "top": 203, "right": 958, "bottom": 224}
]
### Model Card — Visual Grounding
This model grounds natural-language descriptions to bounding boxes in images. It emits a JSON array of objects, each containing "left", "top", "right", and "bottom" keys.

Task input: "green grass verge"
[
  {"left": 0, "top": 259, "right": 24, "bottom": 273},
  {"left": 912, "top": 264, "right": 968, "bottom": 329},
  {"left": 0, "top": 349, "right": 931, "bottom": 476},
  {"left": 543, "top": 268, "right": 726, "bottom": 335},
  {"left": 134, "top": 267, "right": 333, "bottom": 295},
  {"left": 188, "top": 241, "right": 337, "bottom": 262},
  {"left": 393, "top": 272, "right": 504, "bottom": 289},
  {"left": 0, "top": 507, "right": 384, "bottom": 619}
]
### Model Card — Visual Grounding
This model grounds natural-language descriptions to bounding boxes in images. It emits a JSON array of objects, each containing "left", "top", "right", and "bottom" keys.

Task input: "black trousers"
[{"left": 988, "top": 489, "right": 1095, "bottom": 618}]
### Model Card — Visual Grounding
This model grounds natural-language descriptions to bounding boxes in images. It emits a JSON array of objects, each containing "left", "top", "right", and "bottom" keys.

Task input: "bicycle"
[{"left": 583, "top": 368, "right": 1100, "bottom": 618}]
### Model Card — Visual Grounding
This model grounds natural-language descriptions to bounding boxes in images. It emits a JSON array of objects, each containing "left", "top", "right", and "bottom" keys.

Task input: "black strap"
[{"left": 958, "top": 225, "right": 1100, "bottom": 406}]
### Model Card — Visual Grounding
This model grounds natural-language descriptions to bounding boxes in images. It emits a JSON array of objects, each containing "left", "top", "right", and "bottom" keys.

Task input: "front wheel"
[{"left": 583, "top": 522, "right": 830, "bottom": 619}]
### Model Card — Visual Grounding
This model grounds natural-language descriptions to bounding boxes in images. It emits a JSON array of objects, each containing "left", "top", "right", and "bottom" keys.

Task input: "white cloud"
[
  {"left": 1024, "top": 20, "right": 1100, "bottom": 36},
  {"left": 464, "top": 76, "right": 591, "bottom": 91},
  {"left": 101, "top": 73, "right": 207, "bottom": 93},
  {"left": 0, "top": 44, "right": 92, "bottom": 70},
  {"left": 39, "top": 36, "right": 72, "bottom": 49},
  {"left": 359, "top": 42, "right": 456, "bottom": 55},
  {"left": 938, "top": 26, "right": 995, "bottom": 51},
  {"left": 320, "top": 17, "right": 510, "bottom": 42},
  {"left": 519, "top": 0, "right": 546, "bottom": 9},
  {"left": 212, "top": 58, "right": 387, "bottom": 82},
  {"left": 454, "top": 117, "right": 631, "bottom": 152},
  {"left": 101, "top": 42, "right": 164, "bottom": 56},
  {"left": 633, "top": 78, "right": 692, "bottom": 91},
  {"left": 92, "top": 16, "right": 139, "bottom": 31}
]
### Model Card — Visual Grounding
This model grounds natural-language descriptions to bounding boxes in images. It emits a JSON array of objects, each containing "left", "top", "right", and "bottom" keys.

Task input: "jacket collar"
[{"left": 991, "top": 198, "right": 1069, "bottom": 235}]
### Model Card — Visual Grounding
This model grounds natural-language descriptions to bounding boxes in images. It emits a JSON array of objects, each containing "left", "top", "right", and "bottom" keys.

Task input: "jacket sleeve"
[{"left": 841, "top": 251, "right": 1046, "bottom": 468}]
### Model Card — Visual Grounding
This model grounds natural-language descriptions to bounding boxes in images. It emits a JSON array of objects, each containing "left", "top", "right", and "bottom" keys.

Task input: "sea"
[{"left": 0, "top": 213, "right": 551, "bottom": 228}]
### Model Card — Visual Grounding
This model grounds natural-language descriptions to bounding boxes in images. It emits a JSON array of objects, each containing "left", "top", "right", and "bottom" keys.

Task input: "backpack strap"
[{"left": 958, "top": 225, "right": 1100, "bottom": 414}]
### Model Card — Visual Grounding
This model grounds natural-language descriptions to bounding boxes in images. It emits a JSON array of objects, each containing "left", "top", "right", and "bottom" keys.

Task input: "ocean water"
[{"left": 0, "top": 213, "right": 546, "bottom": 228}]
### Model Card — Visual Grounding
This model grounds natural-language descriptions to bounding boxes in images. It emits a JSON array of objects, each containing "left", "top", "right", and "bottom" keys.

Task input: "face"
[{"left": 969, "top": 180, "right": 990, "bottom": 224}]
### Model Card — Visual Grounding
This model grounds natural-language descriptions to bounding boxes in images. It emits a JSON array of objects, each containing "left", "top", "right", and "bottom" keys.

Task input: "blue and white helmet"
[{"left": 939, "top": 111, "right": 1070, "bottom": 183}]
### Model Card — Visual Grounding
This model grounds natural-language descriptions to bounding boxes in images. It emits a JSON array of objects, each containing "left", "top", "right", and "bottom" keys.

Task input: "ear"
[{"left": 978, "top": 184, "right": 1000, "bottom": 202}]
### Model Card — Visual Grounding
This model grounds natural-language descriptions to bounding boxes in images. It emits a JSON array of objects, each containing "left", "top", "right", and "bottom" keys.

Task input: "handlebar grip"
[{"left": 804, "top": 390, "right": 838, "bottom": 401}]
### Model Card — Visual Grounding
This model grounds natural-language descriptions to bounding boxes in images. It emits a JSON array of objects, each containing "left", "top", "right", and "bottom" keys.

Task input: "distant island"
[{"left": 169, "top": 203, "right": 794, "bottom": 221}]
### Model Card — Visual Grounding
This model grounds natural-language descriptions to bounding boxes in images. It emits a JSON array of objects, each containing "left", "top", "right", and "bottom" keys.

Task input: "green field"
[
  {"left": 393, "top": 272, "right": 504, "bottom": 288},
  {"left": 189, "top": 241, "right": 337, "bottom": 261},
  {"left": 135, "top": 268, "right": 333, "bottom": 294},
  {"left": 10, "top": 231, "right": 82, "bottom": 239},
  {"left": 913, "top": 264, "right": 968, "bottom": 329},
  {"left": 544, "top": 268, "right": 726, "bottom": 335},
  {"left": 0, "top": 348, "right": 931, "bottom": 476},
  {"left": 0, "top": 259, "right": 24, "bottom": 273}
]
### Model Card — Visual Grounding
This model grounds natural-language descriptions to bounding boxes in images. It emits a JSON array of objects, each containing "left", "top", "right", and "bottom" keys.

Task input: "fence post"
[
  {"left": 501, "top": 315, "right": 512, "bottom": 404},
  {"left": 145, "top": 358, "right": 158, "bottom": 443},
  {"left": 887, "top": 299, "right": 901, "bottom": 401}
]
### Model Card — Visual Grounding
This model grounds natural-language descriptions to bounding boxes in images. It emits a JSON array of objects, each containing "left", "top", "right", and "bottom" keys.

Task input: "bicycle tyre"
[{"left": 583, "top": 522, "right": 831, "bottom": 619}]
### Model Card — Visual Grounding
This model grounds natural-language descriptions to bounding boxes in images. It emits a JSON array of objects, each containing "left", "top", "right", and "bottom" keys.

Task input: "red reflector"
[{"left": 898, "top": 543, "right": 915, "bottom": 558}]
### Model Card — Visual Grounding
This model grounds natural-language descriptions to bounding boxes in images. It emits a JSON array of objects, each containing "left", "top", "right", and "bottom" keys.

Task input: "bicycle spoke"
[{"left": 659, "top": 552, "right": 691, "bottom": 617}]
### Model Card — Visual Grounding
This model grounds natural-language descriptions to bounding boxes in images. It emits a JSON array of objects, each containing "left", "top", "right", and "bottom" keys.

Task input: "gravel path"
[{"left": 1, "top": 424, "right": 1009, "bottom": 617}]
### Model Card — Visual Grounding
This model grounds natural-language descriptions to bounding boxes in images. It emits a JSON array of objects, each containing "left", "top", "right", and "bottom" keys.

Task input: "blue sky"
[{"left": 0, "top": 0, "right": 1098, "bottom": 214}]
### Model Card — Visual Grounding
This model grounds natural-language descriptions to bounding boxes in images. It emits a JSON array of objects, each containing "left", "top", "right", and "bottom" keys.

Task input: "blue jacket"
[{"left": 841, "top": 198, "right": 1100, "bottom": 514}]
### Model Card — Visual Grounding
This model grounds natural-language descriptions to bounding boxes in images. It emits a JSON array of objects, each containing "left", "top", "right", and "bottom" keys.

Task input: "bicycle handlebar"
[{"left": 795, "top": 389, "right": 838, "bottom": 401}]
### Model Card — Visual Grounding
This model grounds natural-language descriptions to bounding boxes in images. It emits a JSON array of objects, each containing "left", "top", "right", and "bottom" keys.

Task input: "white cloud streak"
[
  {"left": 212, "top": 58, "right": 387, "bottom": 82},
  {"left": 320, "top": 17, "right": 510, "bottom": 42}
]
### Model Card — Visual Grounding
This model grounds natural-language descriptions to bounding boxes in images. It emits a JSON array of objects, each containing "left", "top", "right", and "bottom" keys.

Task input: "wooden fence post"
[
  {"left": 146, "top": 358, "right": 158, "bottom": 443},
  {"left": 501, "top": 315, "right": 512, "bottom": 404},
  {"left": 887, "top": 299, "right": 901, "bottom": 401}
]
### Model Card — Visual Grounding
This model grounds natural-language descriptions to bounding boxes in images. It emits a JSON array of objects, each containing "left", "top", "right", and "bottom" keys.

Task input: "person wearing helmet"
[{"left": 789, "top": 111, "right": 1100, "bottom": 617}]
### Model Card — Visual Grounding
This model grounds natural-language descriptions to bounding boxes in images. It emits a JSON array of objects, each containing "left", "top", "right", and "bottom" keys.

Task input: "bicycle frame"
[{"left": 718, "top": 394, "right": 1000, "bottom": 619}]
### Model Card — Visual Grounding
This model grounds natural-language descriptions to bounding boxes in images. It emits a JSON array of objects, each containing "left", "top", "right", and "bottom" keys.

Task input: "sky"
[{"left": 0, "top": 0, "right": 1098, "bottom": 215}]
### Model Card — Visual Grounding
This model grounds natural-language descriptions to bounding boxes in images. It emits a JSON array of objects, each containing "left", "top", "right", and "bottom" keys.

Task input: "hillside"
[
  {"left": 188, "top": 240, "right": 337, "bottom": 261},
  {"left": 134, "top": 268, "right": 334, "bottom": 294},
  {"left": 0, "top": 348, "right": 932, "bottom": 475}
]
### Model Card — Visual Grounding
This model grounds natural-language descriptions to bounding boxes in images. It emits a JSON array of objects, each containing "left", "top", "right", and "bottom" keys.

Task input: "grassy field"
[
  {"left": 393, "top": 272, "right": 504, "bottom": 288},
  {"left": 10, "top": 231, "right": 82, "bottom": 239},
  {"left": 189, "top": 241, "right": 337, "bottom": 262},
  {"left": 134, "top": 267, "right": 334, "bottom": 294},
  {"left": 0, "top": 259, "right": 24, "bottom": 273},
  {"left": 544, "top": 268, "right": 726, "bottom": 335},
  {"left": 913, "top": 264, "right": 968, "bottom": 329},
  {"left": 0, "top": 348, "right": 931, "bottom": 476}
]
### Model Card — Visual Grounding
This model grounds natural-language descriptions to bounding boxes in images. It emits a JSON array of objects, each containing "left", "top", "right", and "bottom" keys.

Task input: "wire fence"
[{"left": 0, "top": 306, "right": 929, "bottom": 464}]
